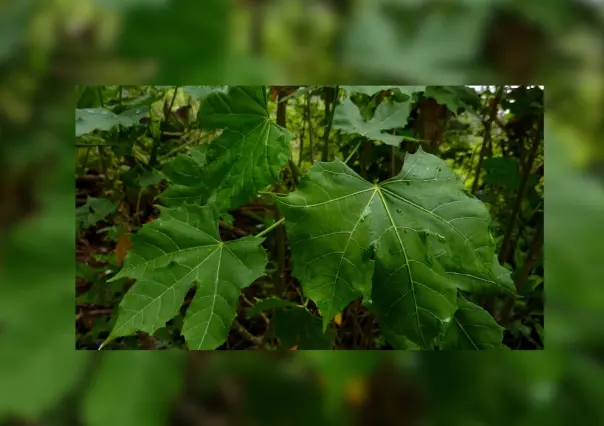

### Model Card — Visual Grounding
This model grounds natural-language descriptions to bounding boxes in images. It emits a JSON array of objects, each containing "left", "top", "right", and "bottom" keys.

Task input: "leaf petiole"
[{"left": 256, "top": 217, "right": 285, "bottom": 238}]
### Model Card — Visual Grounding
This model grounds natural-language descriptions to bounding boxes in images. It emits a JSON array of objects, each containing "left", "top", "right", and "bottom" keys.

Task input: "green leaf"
[
  {"left": 162, "top": 145, "right": 207, "bottom": 188},
  {"left": 343, "top": 5, "right": 489, "bottom": 83},
  {"left": 182, "top": 85, "right": 227, "bottom": 100},
  {"left": 381, "top": 330, "right": 421, "bottom": 350},
  {"left": 76, "top": 197, "right": 117, "bottom": 230},
  {"left": 483, "top": 157, "right": 540, "bottom": 191},
  {"left": 106, "top": 204, "right": 268, "bottom": 350},
  {"left": 273, "top": 306, "right": 335, "bottom": 349},
  {"left": 83, "top": 351, "right": 186, "bottom": 426},
  {"left": 333, "top": 98, "right": 413, "bottom": 146},
  {"left": 276, "top": 148, "right": 511, "bottom": 348},
  {"left": 246, "top": 296, "right": 299, "bottom": 315},
  {"left": 424, "top": 86, "right": 480, "bottom": 113},
  {"left": 492, "top": 256, "right": 515, "bottom": 295},
  {"left": 342, "top": 86, "right": 425, "bottom": 99},
  {"left": 440, "top": 295, "right": 505, "bottom": 349},
  {"left": 75, "top": 108, "right": 141, "bottom": 136},
  {"left": 161, "top": 86, "right": 292, "bottom": 211},
  {"left": 137, "top": 168, "right": 165, "bottom": 188}
]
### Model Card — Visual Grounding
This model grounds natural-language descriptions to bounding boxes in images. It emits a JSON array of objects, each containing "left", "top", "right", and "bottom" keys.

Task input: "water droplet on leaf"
[
  {"left": 396, "top": 208, "right": 403, "bottom": 213},
  {"left": 436, "top": 234, "right": 445, "bottom": 242}
]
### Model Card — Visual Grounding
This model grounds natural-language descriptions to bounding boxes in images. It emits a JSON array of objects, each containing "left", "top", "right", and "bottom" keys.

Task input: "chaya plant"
[{"left": 100, "top": 86, "right": 514, "bottom": 350}]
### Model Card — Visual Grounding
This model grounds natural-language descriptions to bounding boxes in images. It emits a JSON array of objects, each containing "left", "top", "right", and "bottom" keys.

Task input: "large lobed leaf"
[
  {"left": 76, "top": 107, "right": 148, "bottom": 136},
  {"left": 333, "top": 97, "right": 413, "bottom": 146},
  {"left": 162, "top": 86, "right": 292, "bottom": 211},
  {"left": 276, "top": 148, "right": 513, "bottom": 348},
  {"left": 440, "top": 295, "right": 504, "bottom": 350},
  {"left": 341, "top": 86, "right": 425, "bottom": 99},
  {"left": 105, "top": 204, "right": 267, "bottom": 350}
]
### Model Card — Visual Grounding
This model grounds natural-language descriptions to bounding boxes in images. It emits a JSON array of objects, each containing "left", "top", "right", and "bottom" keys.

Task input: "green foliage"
[
  {"left": 74, "top": 85, "right": 541, "bottom": 352},
  {"left": 333, "top": 97, "right": 413, "bottom": 146},
  {"left": 341, "top": 86, "right": 425, "bottom": 99},
  {"left": 276, "top": 148, "right": 513, "bottom": 348},
  {"left": 483, "top": 157, "right": 540, "bottom": 191},
  {"left": 161, "top": 86, "right": 292, "bottom": 211},
  {"left": 424, "top": 86, "right": 482, "bottom": 113},
  {"left": 440, "top": 295, "right": 504, "bottom": 349},
  {"left": 76, "top": 107, "right": 148, "bottom": 136},
  {"left": 272, "top": 306, "right": 335, "bottom": 349},
  {"left": 76, "top": 197, "right": 117, "bottom": 230},
  {"left": 105, "top": 204, "right": 268, "bottom": 349}
]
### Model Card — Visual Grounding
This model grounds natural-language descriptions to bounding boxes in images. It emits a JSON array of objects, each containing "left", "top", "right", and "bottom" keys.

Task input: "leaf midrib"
[
  {"left": 111, "top": 245, "right": 222, "bottom": 339},
  {"left": 196, "top": 245, "right": 224, "bottom": 349},
  {"left": 374, "top": 186, "right": 426, "bottom": 347},
  {"left": 378, "top": 185, "right": 504, "bottom": 291}
]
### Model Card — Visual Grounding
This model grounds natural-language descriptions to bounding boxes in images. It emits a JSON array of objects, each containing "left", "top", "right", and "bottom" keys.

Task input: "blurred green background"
[{"left": 1, "top": 0, "right": 604, "bottom": 425}]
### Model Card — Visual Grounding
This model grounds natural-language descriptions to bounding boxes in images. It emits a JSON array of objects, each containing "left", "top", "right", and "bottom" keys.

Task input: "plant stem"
[
  {"left": 306, "top": 93, "right": 314, "bottom": 163},
  {"left": 498, "top": 119, "right": 543, "bottom": 264},
  {"left": 97, "top": 87, "right": 104, "bottom": 107},
  {"left": 168, "top": 86, "right": 180, "bottom": 111},
  {"left": 256, "top": 217, "right": 285, "bottom": 238},
  {"left": 275, "top": 211, "right": 287, "bottom": 295},
  {"left": 257, "top": 191, "right": 287, "bottom": 196},
  {"left": 298, "top": 101, "right": 306, "bottom": 167},
  {"left": 344, "top": 139, "right": 363, "bottom": 164},
  {"left": 322, "top": 85, "right": 339, "bottom": 161},
  {"left": 158, "top": 132, "right": 211, "bottom": 162},
  {"left": 232, "top": 319, "right": 264, "bottom": 347},
  {"left": 498, "top": 216, "right": 543, "bottom": 324},
  {"left": 288, "top": 160, "right": 300, "bottom": 186},
  {"left": 471, "top": 86, "right": 504, "bottom": 194}
]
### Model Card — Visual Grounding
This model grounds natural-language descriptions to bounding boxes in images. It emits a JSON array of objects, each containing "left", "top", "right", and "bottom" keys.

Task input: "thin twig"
[
  {"left": 256, "top": 217, "right": 285, "bottom": 238},
  {"left": 232, "top": 319, "right": 264, "bottom": 347},
  {"left": 344, "top": 139, "right": 363, "bottom": 164},
  {"left": 219, "top": 221, "right": 248, "bottom": 237},
  {"left": 241, "top": 293, "right": 270, "bottom": 326}
]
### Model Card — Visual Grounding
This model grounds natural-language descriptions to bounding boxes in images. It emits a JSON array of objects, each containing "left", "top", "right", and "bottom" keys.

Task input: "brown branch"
[
  {"left": 499, "top": 119, "right": 543, "bottom": 264},
  {"left": 232, "top": 319, "right": 264, "bottom": 347},
  {"left": 498, "top": 216, "right": 543, "bottom": 324},
  {"left": 471, "top": 86, "right": 505, "bottom": 194},
  {"left": 219, "top": 221, "right": 248, "bottom": 237}
]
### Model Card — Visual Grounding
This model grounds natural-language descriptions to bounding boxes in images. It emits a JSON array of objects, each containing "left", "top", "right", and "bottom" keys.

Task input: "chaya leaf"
[
  {"left": 104, "top": 204, "right": 267, "bottom": 350},
  {"left": 333, "top": 98, "right": 412, "bottom": 146},
  {"left": 161, "top": 86, "right": 292, "bottom": 211},
  {"left": 341, "top": 86, "right": 425, "bottom": 99},
  {"left": 272, "top": 306, "right": 335, "bottom": 350},
  {"left": 423, "top": 86, "right": 480, "bottom": 113},
  {"left": 276, "top": 147, "right": 512, "bottom": 348},
  {"left": 76, "top": 197, "right": 117, "bottom": 230},
  {"left": 75, "top": 108, "right": 141, "bottom": 136},
  {"left": 439, "top": 295, "right": 504, "bottom": 349},
  {"left": 182, "top": 85, "right": 227, "bottom": 100}
]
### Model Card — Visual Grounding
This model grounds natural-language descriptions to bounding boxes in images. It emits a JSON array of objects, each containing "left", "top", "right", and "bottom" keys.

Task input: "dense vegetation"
[{"left": 76, "top": 85, "right": 544, "bottom": 350}]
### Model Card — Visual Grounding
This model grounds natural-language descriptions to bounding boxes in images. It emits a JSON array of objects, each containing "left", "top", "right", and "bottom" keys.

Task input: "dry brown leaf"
[{"left": 115, "top": 234, "right": 132, "bottom": 266}]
